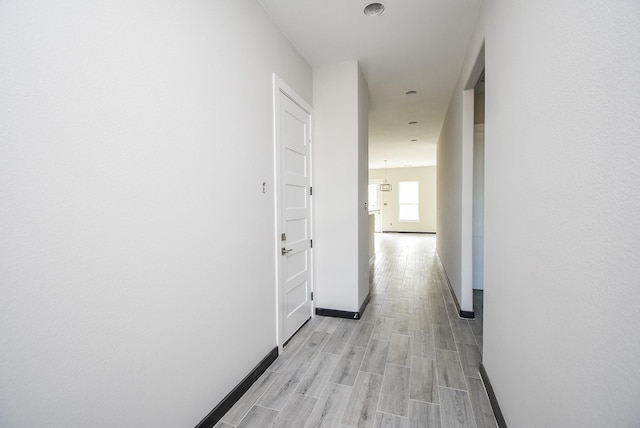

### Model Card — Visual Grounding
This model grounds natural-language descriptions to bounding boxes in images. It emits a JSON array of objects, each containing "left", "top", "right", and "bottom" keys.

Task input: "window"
[
  {"left": 368, "top": 183, "right": 378, "bottom": 210},
  {"left": 399, "top": 181, "right": 419, "bottom": 221}
]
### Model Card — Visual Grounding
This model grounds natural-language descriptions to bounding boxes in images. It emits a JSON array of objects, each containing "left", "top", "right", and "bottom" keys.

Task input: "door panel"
[{"left": 277, "top": 86, "right": 312, "bottom": 343}]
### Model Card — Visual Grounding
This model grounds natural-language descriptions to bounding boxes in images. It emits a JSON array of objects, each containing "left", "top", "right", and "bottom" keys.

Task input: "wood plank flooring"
[{"left": 216, "top": 233, "right": 496, "bottom": 428}]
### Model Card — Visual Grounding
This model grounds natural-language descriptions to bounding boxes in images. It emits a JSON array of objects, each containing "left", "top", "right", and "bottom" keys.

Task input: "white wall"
[
  {"left": 0, "top": 1, "right": 311, "bottom": 427},
  {"left": 439, "top": 0, "right": 640, "bottom": 426},
  {"left": 357, "top": 66, "right": 371, "bottom": 307},
  {"left": 369, "top": 167, "right": 437, "bottom": 233},
  {"left": 313, "top": 61, "right": 370, "bottom": 313}
]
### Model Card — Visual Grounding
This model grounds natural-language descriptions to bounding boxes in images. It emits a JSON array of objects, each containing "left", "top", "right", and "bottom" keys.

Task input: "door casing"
[{"left": 273, "top": 74, "right": 314, "bottom": 352}]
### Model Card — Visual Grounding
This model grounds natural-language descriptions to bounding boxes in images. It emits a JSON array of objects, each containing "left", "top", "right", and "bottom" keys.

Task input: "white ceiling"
[{"left": 259, "top": 0, "right": 482, "bottom": 169}]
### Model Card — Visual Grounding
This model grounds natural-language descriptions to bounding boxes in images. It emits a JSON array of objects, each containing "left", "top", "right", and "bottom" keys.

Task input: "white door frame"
[
  {"left": 461, "top": 44, "right": 485, "bottom": 314},
  {"left": 273, "top": 74, "right": 314, "bottom": 352}
]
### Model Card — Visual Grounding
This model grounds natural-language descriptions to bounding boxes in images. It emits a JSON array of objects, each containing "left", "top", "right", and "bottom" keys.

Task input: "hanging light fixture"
[{"left": 380, "top": 160, "right": 392, "bottom": 191}]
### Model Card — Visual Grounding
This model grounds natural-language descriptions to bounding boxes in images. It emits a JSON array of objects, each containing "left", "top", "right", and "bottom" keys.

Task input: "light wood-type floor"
[{"left": 215, "top": 233, "right": 496, "bottom": 428}]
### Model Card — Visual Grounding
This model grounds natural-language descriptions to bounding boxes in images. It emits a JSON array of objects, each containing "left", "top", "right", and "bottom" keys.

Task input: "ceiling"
[{"left": 258, "top": 0, "right": 482, "bottom": 169}]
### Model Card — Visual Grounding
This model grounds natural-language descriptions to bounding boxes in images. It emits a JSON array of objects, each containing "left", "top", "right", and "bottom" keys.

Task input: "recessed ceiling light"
[
  {"left": 364, "top": 3, "right": 385, "bottom": 16},
  {"left": 405, "top": 90, "right": 417, "bottom": 95},
  {"left": 409, "top": 121, "right": 418, "bottom": 125}
]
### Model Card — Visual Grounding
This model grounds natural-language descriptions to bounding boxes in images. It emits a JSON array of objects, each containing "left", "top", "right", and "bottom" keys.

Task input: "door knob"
[{"left": 282, "top": 248, "right": 293, "bottom": 255}]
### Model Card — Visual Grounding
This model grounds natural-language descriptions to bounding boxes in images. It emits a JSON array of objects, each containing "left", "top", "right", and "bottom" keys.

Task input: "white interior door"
[{"left": 274, "top": 77, "right": 313, "bottom": 346}]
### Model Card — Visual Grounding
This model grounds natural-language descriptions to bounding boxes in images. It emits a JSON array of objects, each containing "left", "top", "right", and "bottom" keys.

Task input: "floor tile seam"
[
  {"left": 376, "top": 409, "right": 409, "bottom": 420},
  {"left": 248, "top": 371, "right": 284, "bottom": 421},
  {"left": 249, "top": 402, "right": 282, "bottom": 413},
  {"left": 326, "top": 378, "right": 354, "bottom": 391},
  {"left": 408, "top": 395, "right": 439, "bottom": 406},
  {"left": 352, "top": 322, "right": 378, "bottom": 376},
  {"left": 426, "top": 328, "right": 444, "bottom": 405},
  {"left": 374, "top": 340, "right": 396, "bottom": 419},
  {"left": 385, "top": 361, "right": 410, "bottom": 371},
  {"left": 472, "top": 332, "right": 483, "bottom": 351},
  {"left": 438, "top": 385, "right": 471, "bottom": 394}
]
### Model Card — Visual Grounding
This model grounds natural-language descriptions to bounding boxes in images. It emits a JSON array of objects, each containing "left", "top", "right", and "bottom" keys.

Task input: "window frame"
[{"left": 398, "top": 181, "right": 420, "bottom": 222}]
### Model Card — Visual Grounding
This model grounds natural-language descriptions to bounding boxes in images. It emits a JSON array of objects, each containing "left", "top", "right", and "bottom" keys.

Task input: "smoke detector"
[{"left": 364, "top": 3, "right": 385, "bottom": 16}]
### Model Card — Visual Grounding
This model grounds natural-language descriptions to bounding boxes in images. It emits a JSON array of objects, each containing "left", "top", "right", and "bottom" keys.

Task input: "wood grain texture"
[
  {"left": 408, "top": 400, "right": 441, "bottom": 428},
  {"left": 329, "top": 345, "right": 366, "bottom": 386},
  {"left": 304, "top": 382, "right": 352, "bottom": 428},
  {"left": 257, "top": 361, "right": 311, "bottom": 410},
  {"left": 360, "top": 304, "right": 381, "bottom": 324},
  {"left": 392, "top": 314, "right": 412, "bottom": 335},
  {"left": 380, "top": 300, "right": 397, "bottom": 317},
  {"left": 372, "top": 317, "right": 394, "bottom": 341},
  {"left": 297, "top": 352, "right": 340, "bottom": 397},
  {"left": 436, "top": 349, "right": 467, "bottom": 390},
  {"left": 213, "top": 421, "right": 234, "bottom": 428},
  {"left": 373, "top": 412, "right": 408, "bottom": 428},
  {"left": 293, "top": 331, "right": 330, "bottom": 365},
  {"left": 413, "top": 297, "right": 430, "bottom": 315},
  {"left": 236, "top": 405, "right": 279, "bottom": 428},
  {"left": 410, "top": 357, "right": 438, "bottom": 403},
  {"left": 458, "top": 344, "right": 481, "bottom": 378},
  {"left": 350, "top": 321, "right": 375, "bottom": 348},
  {"left": 271, "top": 393, "right": 318, "bottom": 428},
  {"left": 467, "top": 377, "right": 497, "bottom": 428},
  {"left": 387, "top": 334, "right": 411, "bottom": 367},
  {"left": 215, "top": 235, "right": 496, "bottom": 428},
  {"left": 411, "top": 329, "right": 435, "bottom": 360},
  {"left": 342, "top": 372, "right": 384, "bottom": 428},
  {"left": 395, "top": 298, "right": 414, "bottom": 314},
  {"left": 450, "top": 318, "right": 477, "bottom": 345},
  {"left": 439, "top": 387, "right": 477, "bottom": 428},
  {"left": 315, "top": 316, "right": 341, "bottom": 334},
  {"left": 270, "top": 323, "right": 316, "bottom": 372},
  {"left": 434, "top": 324, "right": 457, "bottom": 351},
  {"left": 360, "top": 339, "right": 390, "bottom": 375},
  {"left": 378, "top": 364, "right": 410, "bottom": 416},
  {"left": 322, "top": 321, "right": 357, "bottom": 355},
  {"left": 430, "top": 298, "right": 450, "bottom": 325}
]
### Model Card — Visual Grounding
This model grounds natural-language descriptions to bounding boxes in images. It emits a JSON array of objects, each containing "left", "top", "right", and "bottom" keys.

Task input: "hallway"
[{"left": 216, "top": 233, "right": 496, "bottom": 428}]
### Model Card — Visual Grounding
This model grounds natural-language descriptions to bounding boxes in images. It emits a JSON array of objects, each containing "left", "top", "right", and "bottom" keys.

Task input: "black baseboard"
[
  {"left": 316, "top": 307, "right": 361, "bottom": 319},
  {"left": 382, "top": 231, "right": 436, "bottom": 234},
  {"left": 479, "top": 363, "right": 507, "bottom": 428},
  {"left": 317, "top": 293, "right": 370, "bottom": 319},
  {"left": 459, "top": 310, "right": 475, "bottom": 318},
  {"left": 195, "top": 347, "right": 278, "bottom": 428}
]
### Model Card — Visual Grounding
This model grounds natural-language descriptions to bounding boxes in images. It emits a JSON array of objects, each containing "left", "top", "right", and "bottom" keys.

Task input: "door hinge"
[
  {"left": 310, "top": 239, "right": 313, "bottom": 248},
  {"left": 310, "top": 186, "right": 313, "bottom": 196},
  {"left": 311, "top": 292, "right": 314, "bottom": 301}
]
